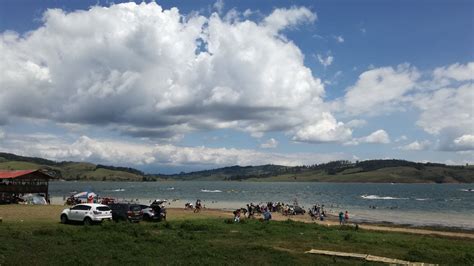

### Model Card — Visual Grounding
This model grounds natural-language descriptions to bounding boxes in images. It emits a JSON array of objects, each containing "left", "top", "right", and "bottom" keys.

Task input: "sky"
[{"left": 0, "top": 0, "right": 473, "bottom": 174}]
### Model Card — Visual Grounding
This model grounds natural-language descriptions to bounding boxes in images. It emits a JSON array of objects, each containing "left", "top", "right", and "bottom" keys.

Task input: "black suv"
[{"left": 108, "top": 203, "right": 143, "bottom": 223}]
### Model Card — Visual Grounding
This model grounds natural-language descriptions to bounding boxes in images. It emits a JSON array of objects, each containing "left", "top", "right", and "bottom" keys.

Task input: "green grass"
[
  {"left": 1, "top": 219, "right": 473, "bottom": 265},
  {"left": 0, "top": 161, "right": 42, "bottom": 170}
]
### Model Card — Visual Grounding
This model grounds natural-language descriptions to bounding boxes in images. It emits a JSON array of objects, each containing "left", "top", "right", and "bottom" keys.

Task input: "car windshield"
[
  {"left": 130, "top": 205, "right": 141, "bottom": 211},
  {"left": 97, "top": 206, "right": 110, "bottom": 211}
]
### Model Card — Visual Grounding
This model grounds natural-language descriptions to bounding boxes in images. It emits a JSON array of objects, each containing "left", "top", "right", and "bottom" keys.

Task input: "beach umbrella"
[{"left": 73, "top": 191, "right": 97, "bottom": 199}]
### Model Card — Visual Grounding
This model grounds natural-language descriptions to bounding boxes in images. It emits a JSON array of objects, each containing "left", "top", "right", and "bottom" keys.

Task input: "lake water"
[{"left": 49, "top": 181, "right": 474, "bottom": 229}]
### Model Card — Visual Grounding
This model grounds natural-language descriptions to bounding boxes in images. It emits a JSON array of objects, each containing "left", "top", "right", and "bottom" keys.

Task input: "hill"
[
  {"left": 0, "top": 152, "right": 473, "bottom": 183},
  {"left": 0, "top": 152, "right": 146, "bottom": 181},
  {"left": 162, "top": 159, "right": 474, "bottom": 183}
]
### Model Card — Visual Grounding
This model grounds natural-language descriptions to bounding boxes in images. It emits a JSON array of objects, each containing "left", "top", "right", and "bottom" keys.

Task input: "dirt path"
[{"left": 268, "top": 212, "right": 474, "bottom": 239}]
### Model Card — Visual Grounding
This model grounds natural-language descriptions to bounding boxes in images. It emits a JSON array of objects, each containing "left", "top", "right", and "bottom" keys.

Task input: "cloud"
[
  {"left": 433, "top": 62, "right": 474, "bottom": 82},
  {"left": 213, "top": 0, "right": 225, "bottom": 14},
  {"left": 0, "top": 133, "right": 351, "bottom": 169},
  {"left": 263, "top": 6, "right": 316, "bottom": 32},
  {"left": 0, "top": 129, "right": 5, "bottom": 139},
  {"left": 0, "top": 3, "right": 348, "bottom": 144},
  {"left": 395, "top": 135, "right": 408, "bottom": 142},
  {"left": 260, "top": 138, "right": 278, "bottom": 149},
  {"left": 334, "top": 35, "right": 344, "bottom": 43},
  {"left": 346, "top": 119, "right": 367, "bottom": 128},
  {"left": 337, "top": 61, "right": 473, "bottom": 151},
  {"left": 346, "top": 129, "right": 390, "bottom": 145},
  {"left": 439, "top": 134, "right": 474, "bottom": 151},
  {"left": 292, "top": 112, "right": 352, "bottom": 143},
  {"left": 398, "top": 140, "right": 431, "bottom": 151},
  {"left": 414, "top": 82, "right": 473, "bottom": 136},
  {"left": 316, "top": 53, "right": 334, "bottom": 67},
  {"left": 339, "top": 64, "right": 420, "bottom": 115}
]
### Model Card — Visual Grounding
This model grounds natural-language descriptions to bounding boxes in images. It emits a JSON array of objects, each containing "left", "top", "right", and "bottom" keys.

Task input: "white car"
[{"left": 60, "top": 203, "right": 112, "bottom": 225}]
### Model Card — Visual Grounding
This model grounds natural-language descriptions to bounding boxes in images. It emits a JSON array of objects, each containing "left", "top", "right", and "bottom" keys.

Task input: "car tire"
[
  {"left": 60, "top": 214, "right": 68, "bottom": 224},
  {"left": 84, "top": 217, "right": 92, "bottom": 226}
]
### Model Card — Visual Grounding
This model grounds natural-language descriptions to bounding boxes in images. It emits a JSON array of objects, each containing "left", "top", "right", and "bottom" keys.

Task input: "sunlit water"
[{"left": 49, "top": 181, "right": 474, "bottom": 229}]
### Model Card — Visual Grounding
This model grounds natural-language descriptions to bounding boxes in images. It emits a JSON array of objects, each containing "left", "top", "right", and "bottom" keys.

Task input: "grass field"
[{"left": 1, "top": 206, "right": 473, "bottom": 265}]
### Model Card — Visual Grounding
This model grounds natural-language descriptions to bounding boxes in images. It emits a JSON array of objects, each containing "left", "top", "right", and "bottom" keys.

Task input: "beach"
[{"left": 48, "top": 181, "right": 474, "bottom": 229}]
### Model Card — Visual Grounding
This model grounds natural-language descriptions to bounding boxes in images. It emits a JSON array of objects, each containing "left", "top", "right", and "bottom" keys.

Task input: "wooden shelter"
[{"left": 0, "top": 169, "right": 56, "bottom": 203}]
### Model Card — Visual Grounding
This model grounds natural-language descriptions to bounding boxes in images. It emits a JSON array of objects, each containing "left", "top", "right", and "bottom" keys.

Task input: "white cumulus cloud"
[
  {"left": 340, "top": 64, "right": 420, "bottom": 115},
  {"left": 263, "top": 6, "right": 316, "bottom": 33},
  {"left": 346, "top": 129, "right": 390, "bottom": 145},
  {"left": 292, "top": 112, "right": 352, "bottom": 143},
  {"left": 0, "top": 133, "right": 352, "bottom": 168},
  {"left": 260, "top": 138, "right": 279, "bottom": 149},
  {"left": 398, "top": 140, "right": 431, "bottom": 151},
  {"left": 433, "top": 62, "right": 474, "bottom": 82},
  {"left": 0, "top": 2, "right": 349, "bottom": 144}
]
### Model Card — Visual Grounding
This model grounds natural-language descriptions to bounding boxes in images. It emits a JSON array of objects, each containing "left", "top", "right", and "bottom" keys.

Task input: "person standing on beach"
[
  {"left": 338, "top": 211, "right": 344, "bottom": 225},
  {"left": 263, "top": 208, "right": 272, "bottom": 221},
  {"left": 344, "top": 211, "right": 349, "bottom": 224},
  {"left": 247, "top": 204, "right": 253, "bottom": 218}
]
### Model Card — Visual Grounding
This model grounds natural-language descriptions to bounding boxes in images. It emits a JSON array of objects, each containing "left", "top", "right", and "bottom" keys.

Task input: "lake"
[{"left": 49, "top": 181, "right": 474, "bottom": 229}]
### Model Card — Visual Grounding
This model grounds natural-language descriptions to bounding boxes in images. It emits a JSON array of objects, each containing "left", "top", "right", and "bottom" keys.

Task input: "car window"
[
  {"left": 97, "top": 206, "right": 110, "bottom": 211},
  {"left": 72, "top": 205, "right": 91, "bottom": 210},
  {"left": 130, "top": 205, "right": 141, "bottom": 211},
  {"left": 110, "top": 204, "right": 122, "bottom": 210}
]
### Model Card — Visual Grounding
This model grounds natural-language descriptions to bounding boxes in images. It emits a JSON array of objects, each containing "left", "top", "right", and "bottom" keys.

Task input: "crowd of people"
[
  {"left": 309, "top": 204, "right": 326, "bottom": 221},
  {"left": 181, "top": 199, "right": 352, "bottom": 225}
]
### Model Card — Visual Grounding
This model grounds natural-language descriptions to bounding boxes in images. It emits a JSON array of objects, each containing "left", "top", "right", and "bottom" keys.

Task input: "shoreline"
[
  {"left": 47, "top": 196, "right": 474, "bottom": 231},
  {"left": 3, "top": 203, "right": 473, "bottom": 238}
]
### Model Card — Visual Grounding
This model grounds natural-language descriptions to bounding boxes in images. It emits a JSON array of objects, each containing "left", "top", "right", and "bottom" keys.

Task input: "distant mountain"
[{"left": 0, "top": 152, "right": 473, "bottom": 183}]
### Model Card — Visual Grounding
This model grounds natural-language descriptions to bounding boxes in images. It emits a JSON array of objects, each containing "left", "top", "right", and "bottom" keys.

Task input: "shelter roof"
[{"left": 0, "top": 169, "right": 50, "bottom": 179}]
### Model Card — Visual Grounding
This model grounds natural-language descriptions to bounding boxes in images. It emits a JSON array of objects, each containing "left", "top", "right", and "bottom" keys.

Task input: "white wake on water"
[
  {"left": 201, "top": 189, "right": 222, "bottom": 193},
  {"left": 361, "top": 194, "right": 409, "bottom": 200}
]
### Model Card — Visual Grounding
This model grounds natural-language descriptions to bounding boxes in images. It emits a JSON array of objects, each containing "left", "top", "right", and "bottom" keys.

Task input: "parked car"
[
  {"left": 60, "top": 203, "right": 112, "bottom": 225},
  {"left": 108, "top": 203, "right": 143, "bottom": 223},
  {"left": 139, "top": 204, "right": 158, "bottom": 221}
]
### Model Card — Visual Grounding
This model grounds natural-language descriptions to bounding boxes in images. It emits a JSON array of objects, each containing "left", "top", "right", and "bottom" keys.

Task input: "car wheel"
[
  {"left": 60, "top": 214, "right": 68, "bottom": 224},
  {"left": 84, "top": 217, "right": 92, "bottom": 226}
]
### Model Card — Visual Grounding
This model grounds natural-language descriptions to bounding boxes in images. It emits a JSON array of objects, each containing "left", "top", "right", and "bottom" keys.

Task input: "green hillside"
[
  {"left": 0, "top": 153, "right": 145, "bottom": 181},
  {"left": 162, "top": 160, "right": 474, "bottom": 183},
  {"left": 1, "top": 152, "right": 473, "bottom": 183}
]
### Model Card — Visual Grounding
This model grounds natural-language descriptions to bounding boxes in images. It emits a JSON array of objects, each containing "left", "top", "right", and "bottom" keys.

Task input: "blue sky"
[{"left": 0, "top": 0, "right": 473, "bottom": 173}]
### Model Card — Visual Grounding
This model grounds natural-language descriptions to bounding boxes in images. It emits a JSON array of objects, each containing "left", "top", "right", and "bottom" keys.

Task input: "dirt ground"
[{"left": 1, "top": 204, "right": 473, "bottom": 239}]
